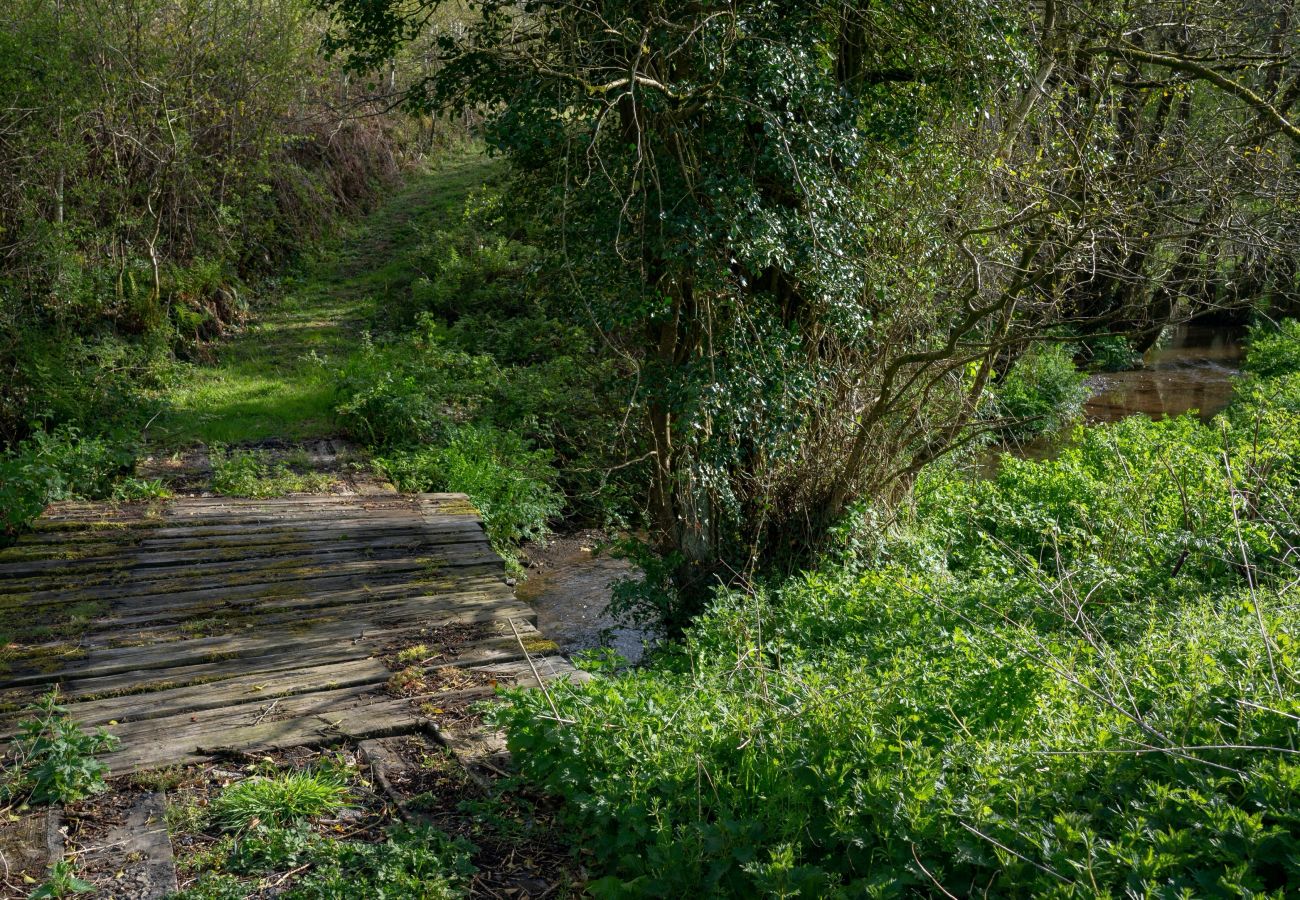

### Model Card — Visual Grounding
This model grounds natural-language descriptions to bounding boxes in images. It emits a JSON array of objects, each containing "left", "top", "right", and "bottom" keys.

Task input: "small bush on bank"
[
  {"left": 0, "top": 425, "right": 166, "bottom": 536},
  {"left": 1245, "top": 319, "right": 1300, "bottom": 378},
  {"left": 334, "top": 331, "right": 506, "bottom": 449},
  {"left": 375, "top": 424, "right": 562, "bottom": 555},
  {"left": 992, "top": 342, "right": 1089, "bottom": 439}
]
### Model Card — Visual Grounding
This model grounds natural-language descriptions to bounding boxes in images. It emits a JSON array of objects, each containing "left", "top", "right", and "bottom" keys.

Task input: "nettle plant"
[{"left": 1, "top": 690, "right": 119, "bottom": 806}]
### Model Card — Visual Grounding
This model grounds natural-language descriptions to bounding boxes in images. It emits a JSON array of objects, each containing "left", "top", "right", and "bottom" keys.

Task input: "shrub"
[
  {"left": 169, "top": 873, "right": 249, "bottom": 900},
  {"left": 0, "top": 424, "right": 166, "bottom": 535},
  {"left": 993, "top": 342, "right": 1089, "bottom": 438},
  {"left": 333, "top": 330, "right": 505, "bottom": 449},
  {"left": 374, "top": 424, "right": 562, "bottom": 555},
  {"left": 1080, "top": 333, "right": 1141, "bottom": 371},
  {"left": 1245, "top": 319, "right": 1300, "bottom": 378}
]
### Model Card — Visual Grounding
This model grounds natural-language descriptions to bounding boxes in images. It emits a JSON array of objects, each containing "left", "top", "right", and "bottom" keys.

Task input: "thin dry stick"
[
  {"left": 911, "top": 844, "right": 959, "bottom": 899},
  {"left": 509, "top": 618, "right": 570, "bottom": 725},
  {"left": 251, "top": 698, "right": 280, "bottom": 726}
]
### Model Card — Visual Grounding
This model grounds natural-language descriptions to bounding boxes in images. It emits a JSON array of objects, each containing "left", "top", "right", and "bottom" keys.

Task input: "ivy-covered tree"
[
  {"left": 320, "top": 0, "right": 1300, "bottom": 626},
  {"left": 318, "top": 2, "right": 1025, "bottom": 619}
]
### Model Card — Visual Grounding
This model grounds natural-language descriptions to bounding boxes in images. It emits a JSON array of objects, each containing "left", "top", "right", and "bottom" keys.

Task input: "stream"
[
  {"left": 516, "top": 534, "right": 649, "bottom": 665},
  {"left": 1083, "top": 323, "right": 1245, "bottom": 423}
]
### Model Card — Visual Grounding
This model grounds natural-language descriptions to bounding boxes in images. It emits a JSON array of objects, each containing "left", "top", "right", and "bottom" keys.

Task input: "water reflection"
[
  {"left": 1084, "top": 324, "right": 1244, "bottom": 424},
  {"left": 990, "top": 324, "right": 1247, "bottom": 469}
]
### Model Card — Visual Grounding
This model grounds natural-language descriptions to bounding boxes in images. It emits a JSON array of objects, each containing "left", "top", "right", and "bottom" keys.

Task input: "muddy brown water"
[
  {"left": 1083, "top": 323, "right": 1245, "bottom": 423},
  {"left": 989, "top": 323, "right": 1245, "bottom": 468}
]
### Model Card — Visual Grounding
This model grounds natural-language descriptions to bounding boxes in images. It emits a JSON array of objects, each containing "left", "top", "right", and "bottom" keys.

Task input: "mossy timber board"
[{"left": 0, "top": 492, "right": 573, "bottom": 773}]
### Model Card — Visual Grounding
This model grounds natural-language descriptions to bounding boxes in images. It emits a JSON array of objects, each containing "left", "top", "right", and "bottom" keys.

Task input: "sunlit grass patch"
[
  {"left": 148, "top": 149, "right": 501, "bottom": 450},
  {"left": 210, "top": 770, "right": 350, "bottom": 832},
  {"left": 208, "top": 446, "right": 337, "bottom": 498}
]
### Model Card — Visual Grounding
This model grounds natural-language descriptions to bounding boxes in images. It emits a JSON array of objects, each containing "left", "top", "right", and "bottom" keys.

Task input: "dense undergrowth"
[
  {"left": 492, "top": 321, "right": 1300, "bottom": 897},
  {"left": 329, "top": 170, "right": 619, "bottom": 558}
]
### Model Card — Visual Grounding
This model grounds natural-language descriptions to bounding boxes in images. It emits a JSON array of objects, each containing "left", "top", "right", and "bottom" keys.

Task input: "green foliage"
[
  {"left": 330, "top": 172, "right": 626, "bottom": 551},
  {"left": 208, "top": 446, "right": 334, "bottom": 498},
  {"left": 1245, "top": 319, "right": 1300, "bottom": 379},
  {"left": 1080, "top": 334, "right": 1141, "bottom": 372},
  {"left": 321, "top": 0, "right": 1029, "bottom": 589},
  {"left": 0, "top": 424, "right": 166, "bottom": 535},
  {"left": 283, "top": 823, "right": 475, "bottom": 899},
  {"left": 168, "top": 873, "right": 249, "bottom": 900},
  {"left": 225, "top": 824, "right": 324, "bottom": 874},
  {"left": 166, "top": 796, "right": 210, "bottom": 837},
  {"left": 992, "top": 343, "right": 1090, "bottom": 439},
  {"left": 171, "top": 823, "right": 474, "bottom": 900},
  {"left": 1, "top": 691, "right": 119, "bottom": 806},
  {"left": 29, "top": 861, "right": 95, "bottom": 899},
  {"left": 210, "top": 771, "right": 350, "bottom": 831},
  {"left": 375, "top": 424, "right": 562, "bottom": 553},
  {"left": 334, "top": 331, "right": 506, "bottom": 449},
  {"left": 489, "top": 325, "right": 1300, "bottom": 895}
]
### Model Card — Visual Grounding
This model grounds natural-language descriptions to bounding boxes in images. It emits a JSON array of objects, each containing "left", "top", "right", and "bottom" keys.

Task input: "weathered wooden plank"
[
  {"left": 14, "top": 515, "right": 461, "bottom": 546},
  {"left": 38, "top": 502, "right": 416, "bottom": 530},
  {"left": 103, "top": 697, "right": 426, "bottom": 775},
  {"left": 2, "top": 595, "right": 538, "bottom": 685},
  {"left": 92, "top": 580, "right": 516, "bottom": 632},
  {"left": 25, "top": 609, "right": 537, "bottom": 706},
  {"left": 0, "top": 535, "right": 495, "bottom": 590},
  {"left": 60, "top": 644, "right": 375, "bottom": 702},
  {"left": 0, "top": 572, "right": 506, "bottom": 636},
  {"left": 2, "top": 492, "right": 568, "bottom": 773},
  {"left": 80, "top": 792, "right": 178, "bottom": 899},
  {"left": 19, "top": 623, "right": 551, "bottom": 737},
  {"left": 96, "top": 653, "right": 575, "bottom": 774},
  {"left": 72, "top": 589, "right": 531, "bottom": 649},
  {"left": 17, "top": 658, "right": 392, "bottom": 733},
  {"left": 2, "top": 652, "right": 379, "bottom": 738},
  {"left": 0, "top": 549, "right": 503, "bottom": 606},
  {"left": 0, "top": 527, "right": 490, "bottom": 579}
]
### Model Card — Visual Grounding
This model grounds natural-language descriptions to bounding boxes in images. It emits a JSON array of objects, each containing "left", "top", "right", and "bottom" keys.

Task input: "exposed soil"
[{"left": 42, "top": 733, "right": 583, "bottom": 899}]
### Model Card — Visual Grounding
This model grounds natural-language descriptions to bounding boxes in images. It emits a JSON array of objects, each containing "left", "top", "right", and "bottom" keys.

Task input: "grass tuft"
[{"left": 210, "top": 770, "right": 350, "bottom": 831}]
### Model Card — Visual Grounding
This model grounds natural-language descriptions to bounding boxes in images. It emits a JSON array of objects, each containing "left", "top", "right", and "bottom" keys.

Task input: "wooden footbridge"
[{"left": 0, "top": 492, "right": 574, "bottom": 773}]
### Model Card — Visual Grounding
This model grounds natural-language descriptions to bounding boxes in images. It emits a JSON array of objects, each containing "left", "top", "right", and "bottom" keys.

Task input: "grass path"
[{"left": 147, "top": 150, "right": 498, "bottom": 448}]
